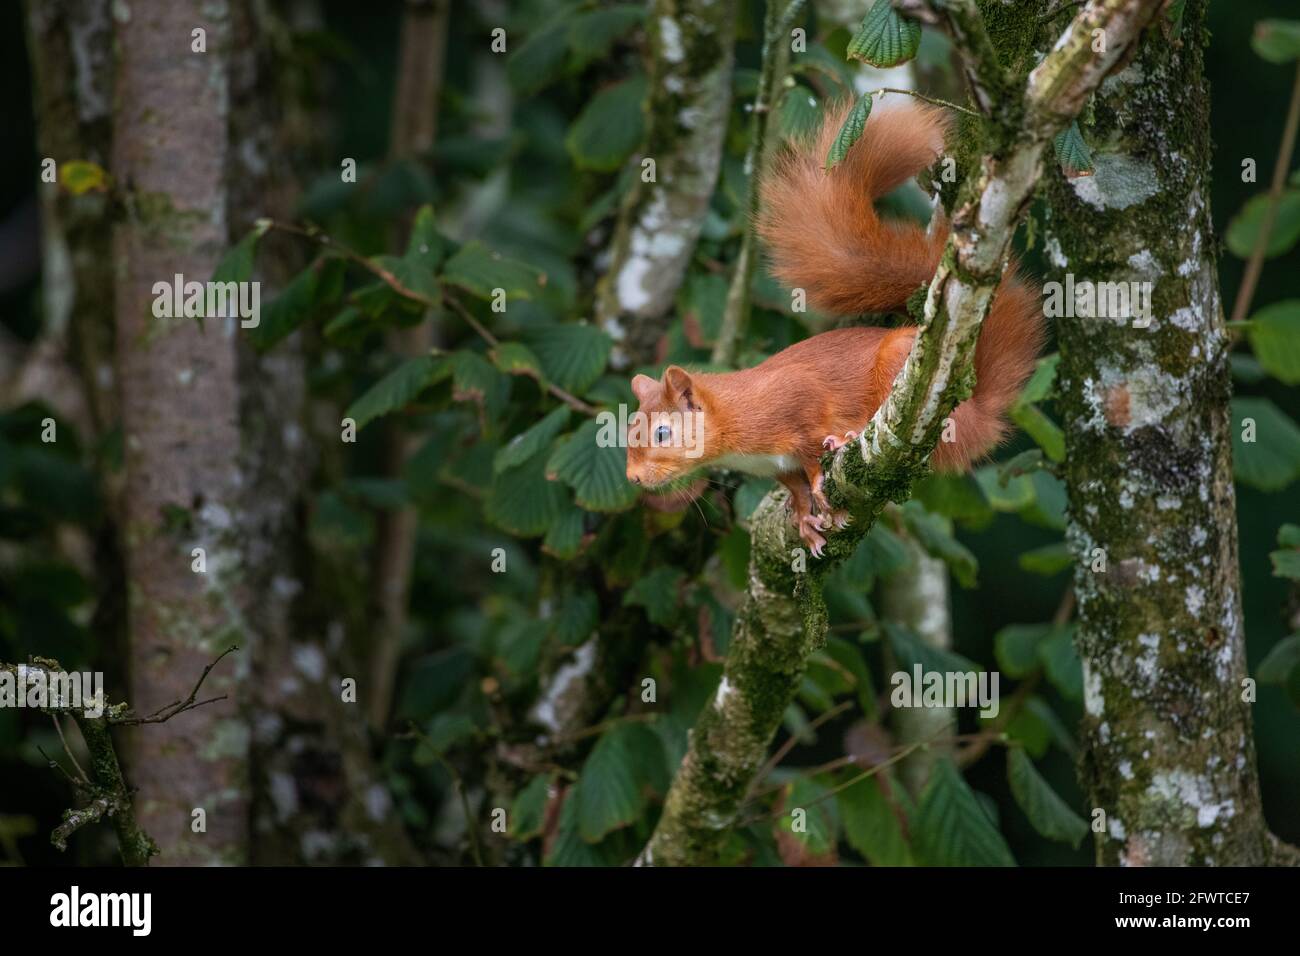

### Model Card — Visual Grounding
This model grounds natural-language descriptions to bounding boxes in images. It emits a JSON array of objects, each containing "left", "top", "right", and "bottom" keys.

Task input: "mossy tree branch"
[{"left": 638, "top": 0, "right": 1164, "bottom": 867}]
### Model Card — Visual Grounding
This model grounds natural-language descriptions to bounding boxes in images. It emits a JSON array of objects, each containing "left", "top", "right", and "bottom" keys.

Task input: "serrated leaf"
[
  {"left": 522, "top": 323, "right": 612, "bottom": 394},
  {"left": 1006, "top": 748, "right": 1087, "bottom": 848},
  {"left": 1053, "top": 121, "right": 1093, "bottom": 178},
  {"left": 622, "top": 566, "right": 684, "bottom": 627},
  {"left": 442, "top": 240, "right": 545, "bottom": 301},
  {"left": 547, "top": 419, "right": 639, "bottom": 512},
  {"left": 449, "top": 350, "right": 511, "bottom": 424},
  {"left": 576, "top": 721, "right": 667, "bottom": 842},
  {"left": 485, "top": 446, "right": 568, "bottom": 537},
  {"left": 490, "top": 341, "right": 548, "bottom": 387},
  {"left": 403, "top": 204, "right": 445, "bottom": 271},
  {"left": 509, "top": 773, "right": 552, "bottom": 841},
  {"left": 252, "top": 257, "right": 345, "bottom": 351},
  {"left": 495, "top": 406, "right": 571, "bottom": 474},
  {"left": 211, "top": 220, "right": 270, "bottom": 286},
  {"left": 566, "top": 74, "right": 648, "bottom": 172},
  {"left": 1246, "top": 300, "right": 1300, "bottom": 384},
  {"left": 847, "top": 0, "right": 921, "bottom": 68},
  {"left": 1232, "top": 397, "right": 1300, "bottom": 491},
  {"left": 345, "top": 354, "right": 450, "bottom": 430},
  {"left": 1019, "top": 354, "right": 1060, "bottom": 405},
  {"left": 912, "top": 759, "right": 1015, "bottom": 866},
  {"left": 777, "top": 86, "right": 822, "bottom": 140},
  {"left": 1226, "top": 190, "right": 1300, "bottom": 259},
  {"left": 826, "top": 94, "right": 873, "bottom": 169},
  {"left": 1252, "top": 19, "right": 1300, "bottom": 63},
  {"left": 545, "top": 788, "right": 622, "bottom": 865},
  {"left": 837, "top": 772, "right": 913, "bottom": 865},
  {"left": 542, "top": 501, "right": 587, "bottom": 559}
]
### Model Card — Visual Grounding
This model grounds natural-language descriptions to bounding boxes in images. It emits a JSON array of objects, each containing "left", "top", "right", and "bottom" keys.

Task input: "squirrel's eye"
[{"left": 654, "top": 424, "right": 672, "bottom": 445}]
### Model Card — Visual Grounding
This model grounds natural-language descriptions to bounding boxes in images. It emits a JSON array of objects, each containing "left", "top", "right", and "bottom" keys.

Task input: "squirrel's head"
[{"left": 625, "top": 366, "right": 710, "bottom": 488}]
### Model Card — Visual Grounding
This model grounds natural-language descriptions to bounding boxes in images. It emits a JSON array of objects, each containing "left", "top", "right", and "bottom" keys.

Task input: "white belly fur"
[{"left": 710, "top": 452, "right": 800, "bottom": 478}]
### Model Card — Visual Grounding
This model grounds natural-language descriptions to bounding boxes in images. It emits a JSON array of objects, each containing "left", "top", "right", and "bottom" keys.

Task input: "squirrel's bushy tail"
[{"left": 757, "top": 97, "right": 1046, "bottom": 470}]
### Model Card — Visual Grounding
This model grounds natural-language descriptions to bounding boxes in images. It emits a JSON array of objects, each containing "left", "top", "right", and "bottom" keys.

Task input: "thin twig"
[
  {"left": 1229, "top": 61, "right": 1300, "bottom": 326},
  {"left": 120, "top": 645, "right": 237, "bottom": 725},
  {"left": 873, "top": 87, "right": 981, "bottom": 118},
  {"left": 50, "top": 715, "right": 90, "bottom": 785},
  {"left": 402, "top": 723, "right": 484, "bottom": 866}
]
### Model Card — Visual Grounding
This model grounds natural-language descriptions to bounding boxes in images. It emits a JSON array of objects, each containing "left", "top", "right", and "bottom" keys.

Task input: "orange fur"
[{"left": 626, "top": 98, "right": 1046, "bottom": 554}]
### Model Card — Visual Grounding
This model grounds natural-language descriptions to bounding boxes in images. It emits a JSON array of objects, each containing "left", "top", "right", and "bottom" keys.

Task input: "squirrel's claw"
[
  {"left": 821, "top": 431, "right": 858, "bottom": 453},
  {"left": 798, "top": 514, "right": 827, "bottom": 557}
]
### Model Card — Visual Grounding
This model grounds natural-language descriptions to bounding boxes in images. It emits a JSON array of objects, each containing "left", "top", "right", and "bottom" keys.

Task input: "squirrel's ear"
[
  {"left": 631, "top": 374, "right": 658, "bottom": 405},
  {"left": 663, "top": 365, "right": 697, "bottom": 410}
]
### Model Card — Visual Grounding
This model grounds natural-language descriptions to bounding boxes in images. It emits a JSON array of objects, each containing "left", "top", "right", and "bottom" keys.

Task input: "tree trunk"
[
  {"left": 1041, "top": 0, "right": 1285, "bottom": 865},
  {"left": 597, "top": 0, "right": 736, "bottom": 368},
  {"left": 113, "top": 0, "right": 247, "bottom": 865}
]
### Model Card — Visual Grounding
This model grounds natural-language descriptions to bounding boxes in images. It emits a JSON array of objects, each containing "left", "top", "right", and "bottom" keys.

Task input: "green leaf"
[
  {"left": 777, "top": 86, "right": 822, "bottom": 140},
  {"left": 568, "top": 5, "right": 644, "bottom": 70},
  {"left": 1011, "top": 403, "right": 1066, "bottom": 462},
  {"left": 566, "top": 74, "right": 648, "bottom": 172},
  {"left": 912, "top": 472, "right": 994, "bottom": 528},
  {"left": 1231, "top": 397, "right": 1300, "bottom": 491},
  {"left": 1019, "top": 353, "right": 1060, "bottom": 405},
  {"left": 449, "top": 350, "right": 511, "bottom": 424},
  {"left": 547, "top": 419, "right": 638, "bottom": 512},
  {"left": 846, "top": 0, "right": 921, "bottom": 68},
  {"left": 403, "top": 204, "right": 445, "bottom": 270},
  {"left": 485, "top": 446, "right": 568, "bottom": 537},
  {"left": 1006, "top": 748, "right": 1088, "bottom": 848},
  {"left": 1039, "top": 623, "right": 1083, "bottom": 701},
  {"left": 974, "top": 465, "right": 1035, "bottom": 511},
  {"left": 912, "top": 759, "right": 1015, "bottom": 866},
  {"left": 252, "top": 257, "right": 346, "bottom": 351},
  {"left": 509, "top": 773, "right": 552, "bottom": 841},
  {"left": 1052, "top": 121, "right": 1094, "bottom": 178},
  {"left": 522, "top": 323, "right": 612, "bottom": 394},
  {"left": 543, "top": 501, "right": 587, "bottom": 559},
  {"left": 507, "top": 14, "right": 572, "bottom": 95},
  {"left": 545, "top": 788, "right": 624, "bottom": 866},
  {"left": 837, "top": 772, "right": 913, "bottom": 865},
  {"left": 1257, "top": 634, "right": 1300, "bottom": 684},
  {"left": 622, "top": 566, "right": 684, "bottom": 627},
  {"left": 442, "top": 240, "right": 545, "bottom": 301},
  {"left": 886, "top": 621, "right": 980, "bottom": 676},
  {"left": 1271, "top": 548, "right": 1300, "bottom": 580},
  {"left": 826, "top": 94, "right": 873, "bottom": 169},
  {"left": 1226, "top": 190, "right": 1300, "bottom": 259},
  {"left": 575, "top": 721, "right": 667, "bottom": 842},
  {"left": 495, "top": 406, "right": 571, "bottom": 474},
  {"left": 1231, "top": 352, "right": 1269, "bottom": 384},
  {"left": 345, "top": 354, "right": 449, "bottom": 430},
  {"left": 1246, "top": 300, "right": 1300, "bottom": 384},
  {"left": 211, "top": 220, "right": 270, "bottom": 286},
  {"left": 552, "top": 589, "right": 598, "bottom": 646},
  {"left": 900, "top": 500, "right": 978, "bottom": 587},
  {"left": 490, "top": 341, "right": 548, "bottom": 387},
  {"left": 994, "top": 623, "right": 1052, "bottom": 678},
  {"left": 1252, "top": 19, "right": 1300, "bottom": 63},
  {"left": 734, "top": 478, "right": 776, "bottom": 522},
  {"left": 1019, "top": 541, "right": 1073, "bottom": 576},
  {"left": 59, "top": 159, "right": 110, "bottom": 195},
  {"left": 1279, "top": 523, "right": 1300, "bottom": 547},
  {"left": 780, "top": 778, "right": 839, "bottom": 858}
]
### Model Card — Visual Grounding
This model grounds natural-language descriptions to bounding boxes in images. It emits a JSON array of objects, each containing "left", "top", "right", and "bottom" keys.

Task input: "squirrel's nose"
[{"left": 628, "top": 473, "right": 642, "bottom": 485}]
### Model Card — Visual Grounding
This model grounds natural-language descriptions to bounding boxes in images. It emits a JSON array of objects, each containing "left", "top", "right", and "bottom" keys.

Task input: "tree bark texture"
[{"left": 112, "top": 0, "right": 248, "bottom": 865}]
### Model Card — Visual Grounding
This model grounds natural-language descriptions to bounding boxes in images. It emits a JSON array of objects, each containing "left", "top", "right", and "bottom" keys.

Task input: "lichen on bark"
[
  {"left": 1039, "top": 0, "right": 1285, "bottom": 865},
  {"left": 596, "top": 0, "right": 736, "bottom": 368}
]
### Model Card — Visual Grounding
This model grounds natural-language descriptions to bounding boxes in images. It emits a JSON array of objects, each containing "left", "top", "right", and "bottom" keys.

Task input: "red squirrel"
[{"left": 625, "top": 98, "right": 1045, "bottom": 556}]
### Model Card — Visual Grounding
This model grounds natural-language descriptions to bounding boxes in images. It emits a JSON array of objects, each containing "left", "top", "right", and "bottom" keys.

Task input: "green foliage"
[
  {"left": 847, "top": 0, "right": 922, "bottom": 68},
  {"left": 912, "top": 760, "right": 1016, "bottom": 866},
  {"left": 1052, "top": 121, "right": 1094, "bottom": 178},
  {"left": 1232, "top": 397, "right": 1300, "bottom": 491},
  {"left": 1246, "top": 300, "right": 1300, "bottom": 384},
  {"left": 826, "top": 94, "right": 872, "bottom": 170},
  {"left": 1006, "top": 749, "right": 1087, "bottom": 848}
]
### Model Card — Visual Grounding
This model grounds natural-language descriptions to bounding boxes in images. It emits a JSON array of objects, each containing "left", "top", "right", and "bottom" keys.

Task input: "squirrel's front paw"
[
  {"left": 821, "top": 430, "right": 858, "bottom": 453},
  {"left": 798, "top": 514, "right": 827, "bottom": 558}
]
